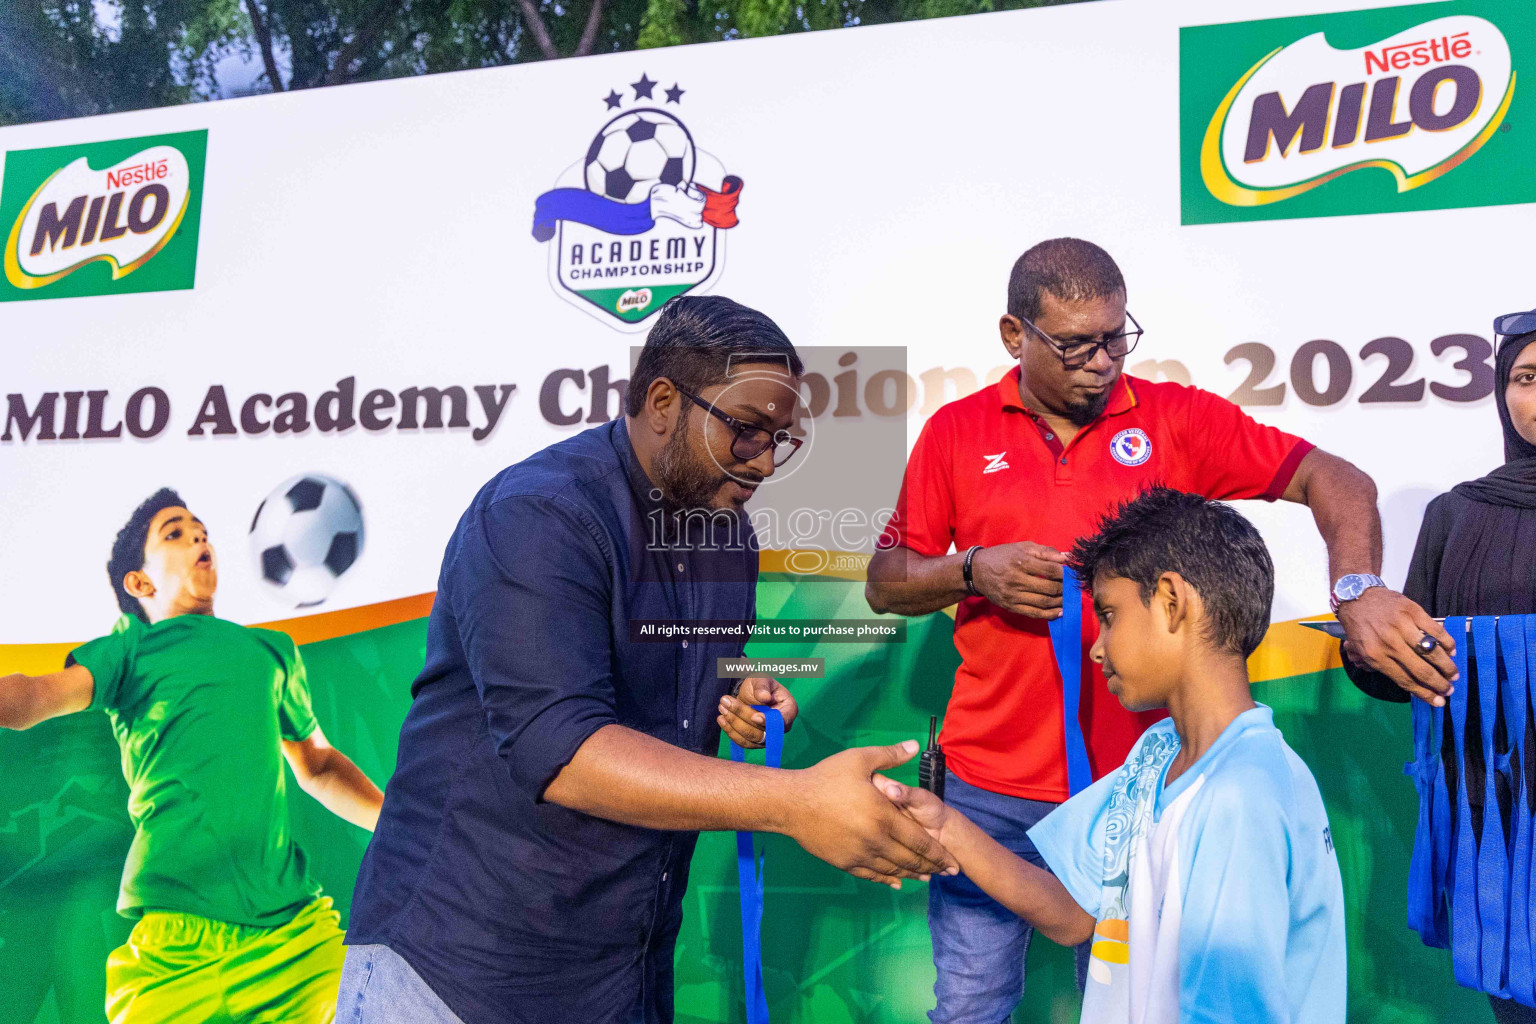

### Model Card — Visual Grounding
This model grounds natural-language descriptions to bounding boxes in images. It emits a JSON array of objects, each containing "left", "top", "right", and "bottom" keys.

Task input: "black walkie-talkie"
[{"left": 918, "top": 715, "right": 945, "bottom": 800}]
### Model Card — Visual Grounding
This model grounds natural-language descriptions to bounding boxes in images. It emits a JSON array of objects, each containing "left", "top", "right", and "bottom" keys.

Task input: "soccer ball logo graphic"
[
  {"left": 249, "top": 474, "right": 365, "bottom": 608},
  {"left": 584, "top": 110, "right": 696, "bottom": 204},
  {"left": 530, "top": 77, "right": 744, "bottom": 329}
]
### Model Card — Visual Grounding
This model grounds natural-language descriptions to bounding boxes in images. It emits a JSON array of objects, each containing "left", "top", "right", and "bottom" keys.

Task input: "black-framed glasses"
[
  {"left": 1495, "top": 309, "right": 1536, "bottom": 340},
  {"left": 676, "top": 387, "right": 804, "bottom": 467},
  {"left": 1018, "top": 310, "right": 1143, "bottom": 369}
]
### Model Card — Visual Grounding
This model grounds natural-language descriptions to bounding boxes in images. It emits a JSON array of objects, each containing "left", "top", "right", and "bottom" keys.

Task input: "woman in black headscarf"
[{"left": 1347, "top": 315, "right": 1536, "bottom": 1023}]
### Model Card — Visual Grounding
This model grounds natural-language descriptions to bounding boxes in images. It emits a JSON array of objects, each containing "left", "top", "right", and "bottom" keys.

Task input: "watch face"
[{"left": 1334, "top": 574, "right": 1379, "bottom": 602}]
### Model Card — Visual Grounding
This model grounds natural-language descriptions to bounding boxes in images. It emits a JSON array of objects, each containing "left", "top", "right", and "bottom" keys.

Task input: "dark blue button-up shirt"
[{"left": 348, "top": 419, "right": 756, "bottom": 1024}]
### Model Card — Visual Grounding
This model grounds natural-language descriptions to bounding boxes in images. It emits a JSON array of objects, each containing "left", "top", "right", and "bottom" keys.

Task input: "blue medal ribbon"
[
  {"left": 1048, "top": 565, "right": 1093, "bottom": 796},
  {"left": 1474, "top": 618, "right": 1510, "bottom": 997},
  {"left": 729, "top": 706, "right": 784, "bottom": 1024},
  {"left": 1447, "top": 618, "right": 1483, "bottom": 990},
  {"left": 1405, "top": 662, "right": 1444, "bottom": 945},
  {"left": 1502, "top": 618, "right": 1533, "bottom": 1005},
  {"left": 1430, "top": 702, "right": 1454, "bottom": 948}
]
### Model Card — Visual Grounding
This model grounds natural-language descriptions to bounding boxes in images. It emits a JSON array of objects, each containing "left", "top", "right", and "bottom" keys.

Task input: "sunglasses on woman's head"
[{"left": 1494, "top": 309, "right": 1536, "bottom": 339}]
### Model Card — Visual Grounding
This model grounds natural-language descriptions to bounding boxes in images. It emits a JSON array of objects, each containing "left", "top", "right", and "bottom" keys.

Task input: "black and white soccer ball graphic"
[
  {"left": 248, "top": 474, "right": 365, "bottom": 608},
  {"left": 583, "top": 110, "right": 696, "bottom": 204}
]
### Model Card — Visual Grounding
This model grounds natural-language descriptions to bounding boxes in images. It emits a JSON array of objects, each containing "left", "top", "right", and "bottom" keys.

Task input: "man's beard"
[
  {"left": 653, "top": 416, "right": 729, "bottom": 514},
  {"left": 1063, "top": 382, "right": 1114, "bottom": 425}
]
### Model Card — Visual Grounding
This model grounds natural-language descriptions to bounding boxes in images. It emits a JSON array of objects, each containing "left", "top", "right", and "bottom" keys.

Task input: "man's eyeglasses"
[
  {"left": 1495, "top": 309, "right": 1536, "bottom": 341},
  {"left": 1018, "top": 310, "right": 1143, "bottom": 370},
  {"left": 676, "top": 387, "right": 804, "bottom": 467}
]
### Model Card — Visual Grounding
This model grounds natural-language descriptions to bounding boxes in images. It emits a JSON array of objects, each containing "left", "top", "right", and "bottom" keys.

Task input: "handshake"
[{"left": 720, "top": 677, "right": 961, "bottom": 889}]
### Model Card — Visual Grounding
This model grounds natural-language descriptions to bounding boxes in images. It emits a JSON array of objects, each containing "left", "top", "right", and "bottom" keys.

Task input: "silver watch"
[{"left": 1330, "top": 573, "right": 1385, "bottom": 613}]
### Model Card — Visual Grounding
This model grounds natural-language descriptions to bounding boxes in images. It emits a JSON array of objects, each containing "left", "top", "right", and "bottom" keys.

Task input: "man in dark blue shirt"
[{"left": 339, "top": 296, "right": 954, "bottom": 1024}]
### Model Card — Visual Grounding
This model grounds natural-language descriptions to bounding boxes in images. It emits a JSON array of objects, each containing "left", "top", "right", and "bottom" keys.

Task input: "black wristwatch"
[{"left": 962, "top": 545, "right": 984, "bottom": 598}]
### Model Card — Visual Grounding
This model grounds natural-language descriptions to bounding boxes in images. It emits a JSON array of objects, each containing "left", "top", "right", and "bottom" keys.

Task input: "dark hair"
[
  {"left": 108, "top": 487, "right": 186, "bottom": 622},
  {"left": 1069, "top": 486, "right": 1274, "bottom": 659},
  {"left": 626, "top": 295, "right": 803, "bottom": 417},
  {"left": 1006, "top": 238, "right": 1126, "bottom": 322}
]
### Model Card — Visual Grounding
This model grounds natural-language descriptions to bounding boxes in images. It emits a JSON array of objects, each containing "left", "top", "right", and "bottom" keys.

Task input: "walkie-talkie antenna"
[{"left": 919, "top": 714, "right": 945, "bottom": 800}]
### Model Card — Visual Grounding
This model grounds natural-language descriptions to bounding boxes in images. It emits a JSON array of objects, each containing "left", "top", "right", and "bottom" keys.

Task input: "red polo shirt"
[{"left": 881, "top": 368, "right": 1313, "bottom": 802}]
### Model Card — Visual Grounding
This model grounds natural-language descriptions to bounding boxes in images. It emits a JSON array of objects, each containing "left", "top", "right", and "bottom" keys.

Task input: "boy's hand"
[
  {"left": 718, "top": 677, "right": 797, "bottom": 748},
  {"left": 784, "top": 742, "right": 958, "bottom": 889},
  {"left": 872, "top": 773, "right": 954, "bottom": 849}
]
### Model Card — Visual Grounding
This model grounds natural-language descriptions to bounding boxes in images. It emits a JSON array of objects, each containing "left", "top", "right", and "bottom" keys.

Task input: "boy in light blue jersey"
[{"left": 878, "top": 487, "right": 1346, "bottom": 1024}]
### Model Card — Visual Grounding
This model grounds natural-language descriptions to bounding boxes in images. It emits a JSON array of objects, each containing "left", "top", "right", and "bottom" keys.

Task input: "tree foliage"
[{"left": 0, "top": 0, "right": 1086, "bottom": 126}]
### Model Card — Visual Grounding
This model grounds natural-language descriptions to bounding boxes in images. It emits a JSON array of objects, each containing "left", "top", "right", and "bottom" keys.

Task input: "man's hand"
[
  {"left": 1337, "top": 588, "right": 1458, "bottom": 705},
  {"left": 971, "top": 542, "right": 1067, "bottom": 618},
  {"left": 784, "top": 741, "right": 959, "bottom": 890},
  {"left": 718, "top": 677, "right": 798, "bottom": 748}
]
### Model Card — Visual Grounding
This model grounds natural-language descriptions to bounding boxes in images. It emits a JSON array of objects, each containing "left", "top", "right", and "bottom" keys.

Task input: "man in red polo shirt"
[{"left": 866, "top": 238, "right": 1457, "bottom": 1023}]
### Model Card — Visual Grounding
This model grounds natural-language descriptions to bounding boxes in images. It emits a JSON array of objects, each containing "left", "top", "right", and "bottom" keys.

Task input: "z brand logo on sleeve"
[
  {"left": 0, "top": 130, "right": 207, "bottom": 302},
  {"left": 1181, "top": 3, "right": 1533, "bottom": 225}
]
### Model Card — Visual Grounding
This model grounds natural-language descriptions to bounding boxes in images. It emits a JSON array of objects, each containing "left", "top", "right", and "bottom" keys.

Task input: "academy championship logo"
[
  {"left": 530, "top": 75, "right": 743, "bottom": 330},
  {"left": 0, "top": 130, "right": 206, "bottom": 301},
  {"left": 1181, "top": 2, "right": 1534, "bottom": 225}
]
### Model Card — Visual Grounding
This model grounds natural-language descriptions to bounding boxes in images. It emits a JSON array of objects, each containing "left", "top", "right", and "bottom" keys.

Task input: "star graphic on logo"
[
  {"left": 665, "top": 83, "right": 685, "bottom": 104},
  {"left": 603, "top": 89, "right": 623, "bottom": 110},
  {"left": 632, "top": 74, "right": 657, "bottom": 100}
]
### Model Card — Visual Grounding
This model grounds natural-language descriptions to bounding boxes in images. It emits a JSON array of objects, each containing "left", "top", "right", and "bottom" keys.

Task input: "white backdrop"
[{"left": 2, "top": 0, "right": 1523, "bottom": 645}]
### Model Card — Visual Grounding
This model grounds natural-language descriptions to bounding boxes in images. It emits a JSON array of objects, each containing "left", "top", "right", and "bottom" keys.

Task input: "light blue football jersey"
[{"left": 1028, "top": 705, "right": 1346, "bottom": 1024}]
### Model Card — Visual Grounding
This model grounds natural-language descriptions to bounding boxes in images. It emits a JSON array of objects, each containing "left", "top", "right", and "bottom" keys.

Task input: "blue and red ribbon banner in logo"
[{"left": 531, "top": 176, "right": 744, "bottom": 242}]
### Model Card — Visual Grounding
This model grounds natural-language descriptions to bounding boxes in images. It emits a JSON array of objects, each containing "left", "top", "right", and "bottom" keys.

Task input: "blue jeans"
[
  {"left": 928, "top": 771, "right": 1090, "bottom": 1024},
  {"left": 336, "top": 944, "right": 467, "bottom": 1024}
]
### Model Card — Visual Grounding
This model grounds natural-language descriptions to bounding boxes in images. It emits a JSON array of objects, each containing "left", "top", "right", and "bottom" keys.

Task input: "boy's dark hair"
[
  {"left": 1006, "top": 238, "right": 1126, "bottom": 322},
  {"left": 108, "top": 488, "right": 187, "bottom": 622},
  {"left": 626, "top": 295, "right": 803, "bottom": 417},
  {"left": 1068, "top": 486, "right": 1274, "bottom": 659}
]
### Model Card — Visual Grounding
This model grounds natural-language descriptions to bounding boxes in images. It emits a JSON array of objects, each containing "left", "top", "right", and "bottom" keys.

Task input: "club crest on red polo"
[{"left": 1110, "top": 428, "right": 1152, "bottom": 466}]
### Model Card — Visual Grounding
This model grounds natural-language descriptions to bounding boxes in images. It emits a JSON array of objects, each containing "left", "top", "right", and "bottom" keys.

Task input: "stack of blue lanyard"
[{"left": 1406, "top": 614, "right": 1536, "bottom": 1006}]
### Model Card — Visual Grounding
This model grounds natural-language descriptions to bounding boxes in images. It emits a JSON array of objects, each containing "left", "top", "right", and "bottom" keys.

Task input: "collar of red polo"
[{"left": 994, "top": 365, "right": 1138, "bottom": 421}]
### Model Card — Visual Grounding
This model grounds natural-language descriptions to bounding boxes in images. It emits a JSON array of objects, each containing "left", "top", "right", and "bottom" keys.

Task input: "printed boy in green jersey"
[{"left": 0, "top": 488, "right": 385, "bottom": 1024}]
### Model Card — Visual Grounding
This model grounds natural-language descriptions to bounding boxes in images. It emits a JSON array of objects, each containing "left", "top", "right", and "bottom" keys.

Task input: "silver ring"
[{"left": 1416, "top": 633, "right": 1439, "bottom": 656}]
